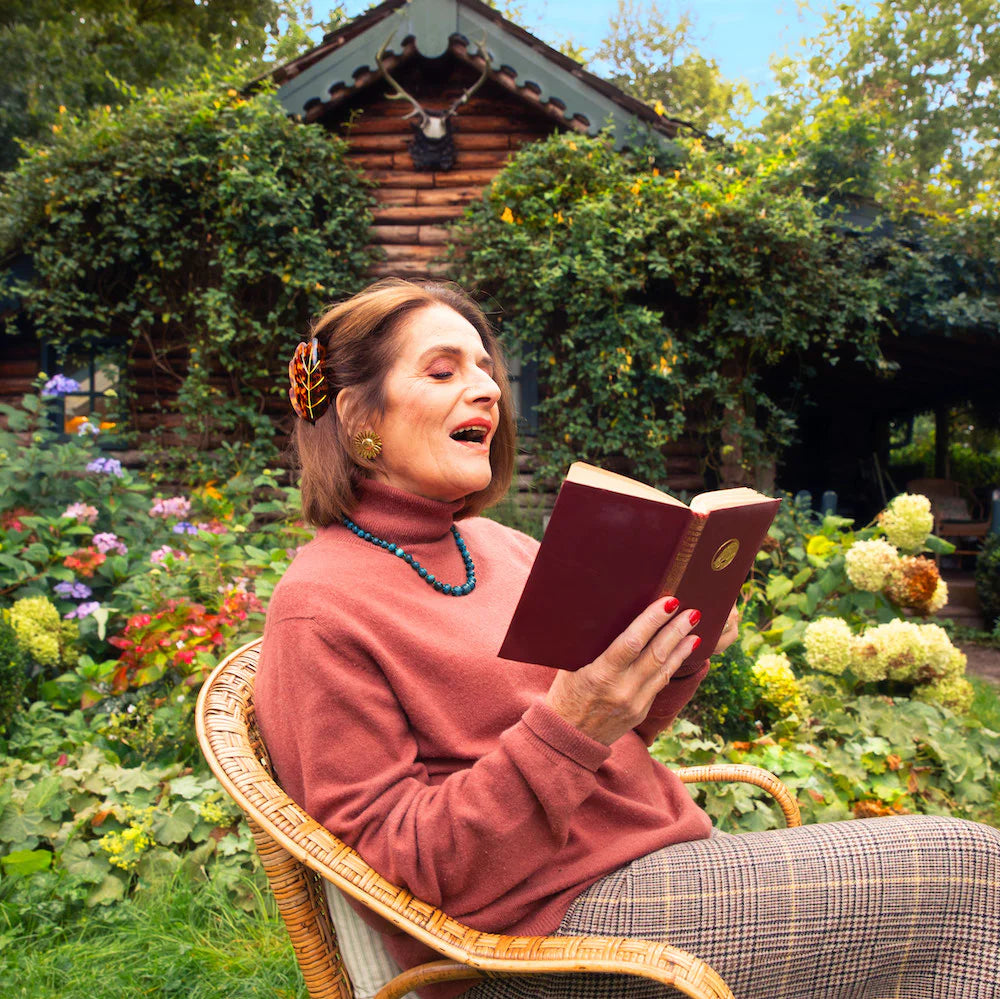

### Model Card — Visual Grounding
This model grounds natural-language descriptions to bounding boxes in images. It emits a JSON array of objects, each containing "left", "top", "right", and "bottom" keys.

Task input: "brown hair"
[{"left": 293, "top": 278, "right": 517, "bottom": 526}]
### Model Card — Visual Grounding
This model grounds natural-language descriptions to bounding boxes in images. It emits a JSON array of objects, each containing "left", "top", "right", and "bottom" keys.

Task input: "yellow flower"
[
  {"left": 58, "top": 105, "right": 67, "bottom": 114},
  {"left": 653, "top": 99, "right": 666, "bottom": 117},
  {"left": 806, "top": 535, "right": 836, "bottom": 557},
  {"left": 201, "top": 480, "right": 224, "bottom": 501},
  {"left": 553, "top": 211, "right": 564, "bottom": 223},
  {"left": 500, "top": 206, "right": 514, "bottom": 224},
  {"left": 630, "top": 181, "right": 641, "bottom": 196}
]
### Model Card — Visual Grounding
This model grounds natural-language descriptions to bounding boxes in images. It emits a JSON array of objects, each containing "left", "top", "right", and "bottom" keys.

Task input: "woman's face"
[{"left": 370, "top": 303, "right": 501, "bottom": 503}]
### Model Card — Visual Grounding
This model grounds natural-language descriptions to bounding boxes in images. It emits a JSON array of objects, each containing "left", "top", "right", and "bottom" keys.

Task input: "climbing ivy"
[{"left": 0, "top": 76, "right": 377, "bottom": 455}]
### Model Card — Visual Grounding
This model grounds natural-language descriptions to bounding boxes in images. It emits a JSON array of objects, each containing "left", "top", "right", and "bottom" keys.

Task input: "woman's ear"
[{"left": 335, "top": 386, "right": 358, "bottom": 434}]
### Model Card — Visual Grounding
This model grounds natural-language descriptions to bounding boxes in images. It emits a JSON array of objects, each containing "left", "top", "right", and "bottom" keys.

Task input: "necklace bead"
[{"left": 343, "top": 518, "right": 476, "bottom": 596}]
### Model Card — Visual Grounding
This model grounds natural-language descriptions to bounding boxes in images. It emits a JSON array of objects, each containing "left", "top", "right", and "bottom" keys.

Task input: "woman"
[{"left": 257, "top": 278, "right": 999, "bottom": 999}]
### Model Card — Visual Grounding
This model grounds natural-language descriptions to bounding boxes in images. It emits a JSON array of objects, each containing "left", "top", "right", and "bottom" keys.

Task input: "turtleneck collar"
[{"left": 342, "top": 478, "right": 465, "bottom": 546}]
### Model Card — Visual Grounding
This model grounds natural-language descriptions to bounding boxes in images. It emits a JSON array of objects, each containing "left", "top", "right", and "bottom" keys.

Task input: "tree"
[
  {"left": 593, "top": 0, "right": 751, "bottom": 135},
  {"left": 0, "top": 79, "right": 376, "bottom": 457},
  {"left": 0, "top": 0, "right": 341, "bottom": 173},
  {"left": 764, "top": 0, "right": 999, "bottom": 203}
]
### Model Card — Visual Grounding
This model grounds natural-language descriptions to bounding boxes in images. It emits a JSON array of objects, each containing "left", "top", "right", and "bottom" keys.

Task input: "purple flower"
[
  {"left": 42, "top": 374, "right": 81, "bottom": 398},
  {"left": 64, "top": 601, "right": 100, "bottom": 620},
  {"left": 54, "top": 581, "right": 93, "bottom": 600},
  {"left": 76, "top": 421, "right": 98, "bottom": 436},
  {"left": 172, "top": 521, "right": 198, "bottom": 535},
  {"left": 93, "top": 532, "right": 128, "bottom": 555},
  {"left": 86, "top": 457, "right": 124, "bottom": 477}
]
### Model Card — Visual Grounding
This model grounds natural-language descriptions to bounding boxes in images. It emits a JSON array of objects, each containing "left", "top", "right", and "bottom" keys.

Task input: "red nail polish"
[
  {"left": 663, "top": 596, "right": 680, "bottom": 613},
  {"left": 689, "top": 610, "right": 702, "bottom": 626},
  {"left": 690, "top": 635, "right": 702, "bottom": 651}
]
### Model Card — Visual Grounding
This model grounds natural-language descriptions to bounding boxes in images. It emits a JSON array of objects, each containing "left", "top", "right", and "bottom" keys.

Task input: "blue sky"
[{"left": 328, "top": 1, "right": 833, "bottom": 105}]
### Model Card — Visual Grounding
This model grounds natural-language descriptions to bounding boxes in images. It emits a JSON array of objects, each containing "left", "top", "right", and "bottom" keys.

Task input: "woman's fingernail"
[
  {"left": 688, "top": 609, "right": 702, "bottom": 626},
  {"left": 690, "top": 635, "right": 702, "bottom": 651},
  {"left": 664, "top": 597, "right": 680, "bottom": 613}
]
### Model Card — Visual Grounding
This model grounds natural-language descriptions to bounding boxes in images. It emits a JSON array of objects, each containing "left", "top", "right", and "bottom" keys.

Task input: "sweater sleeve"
[
  {"left": 258, "top": 613, "right": 612, "bottom": 920},
  {"left": 632, "top": 659, "right": 710, "bottom": 747}
]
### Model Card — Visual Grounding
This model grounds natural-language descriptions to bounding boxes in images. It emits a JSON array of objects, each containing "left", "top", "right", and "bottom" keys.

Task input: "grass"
[{"left": 0, "top": 871, "right": 305, "bottom": 999}]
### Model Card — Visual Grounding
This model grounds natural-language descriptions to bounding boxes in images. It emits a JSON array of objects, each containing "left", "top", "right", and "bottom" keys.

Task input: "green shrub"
[
  {"left": 0, "top": 614, "right": 29, "bottom": 732},
  {"left": 683, "top": 641, "right": 764, "bottom": 740},
  {"left": 976, "top": 534, "right": 1000, "bottom": 629},
  {"left": 0, "top": 75, "right": 376, "bottom": 451}
]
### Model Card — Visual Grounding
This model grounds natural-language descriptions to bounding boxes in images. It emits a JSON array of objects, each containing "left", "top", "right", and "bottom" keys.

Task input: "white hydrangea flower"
[
  {"left": 863, "top": 619, "right": 923, "bottom": 681},
  {"left": 804, "top": 617, "right": 853, "bottom": 675},
  {"left": 849, "top": 633, "right": 885, "bottom": 682},
  {"left": 915, "top": 675, "right": 975, "bottom": 713},
  {"left": 914, "top": 623, "right": 959, "bottom": 679},
  {"left": 879, "top": 493, "right": 934, "bottom": 553},
  {"left": 844, "top": 538, "right": 900, "bottom": 591}
]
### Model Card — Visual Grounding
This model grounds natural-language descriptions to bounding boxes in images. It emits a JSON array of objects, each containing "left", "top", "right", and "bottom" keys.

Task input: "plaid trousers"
[{"left": 465, "top": 815, "right": 1000, "bottom": 999}]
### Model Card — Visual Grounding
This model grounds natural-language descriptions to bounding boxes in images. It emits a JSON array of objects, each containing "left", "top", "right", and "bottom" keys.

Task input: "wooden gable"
[{"left": 272, "top": 0, "right": 681, "bottom": 280}]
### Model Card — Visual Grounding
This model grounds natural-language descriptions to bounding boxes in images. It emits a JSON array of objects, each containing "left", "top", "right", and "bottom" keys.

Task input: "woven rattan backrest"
[{"left": 196, "top": 639, "right": 354, "bottom": 999}]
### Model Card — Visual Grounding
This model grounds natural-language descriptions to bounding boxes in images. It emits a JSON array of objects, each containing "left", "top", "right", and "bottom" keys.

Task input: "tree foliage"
[
  {"left": 450, "top": 116, "right": 1000, "bottom": 487},
  {"left": 764, "top": 0, "right": 999, "bottom": 202},
  {"left": 594, "top": 0, "right": 752, "bottom": 135},
  {"left": 449, "top": 131, "right": 891, "bottom": 486},
  {"left": 0, "top": 79, "right": 376, "bottom": 453},
  {"left": 0, "top": 0, "right": 341, "bottom": 173}
]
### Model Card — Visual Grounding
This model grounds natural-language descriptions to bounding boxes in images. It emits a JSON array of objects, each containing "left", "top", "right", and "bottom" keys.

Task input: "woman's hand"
[
  {"left": 544, "top": 597, "right": 702, "bottom": 746},
  {"left": 712, "top": 603, "right": 741, "bottom": 656}
]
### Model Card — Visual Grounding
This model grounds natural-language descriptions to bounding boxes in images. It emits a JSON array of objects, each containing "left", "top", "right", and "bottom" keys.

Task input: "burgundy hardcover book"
[{"left": 499, "top": 462, "right": 781, "bottom": 670}]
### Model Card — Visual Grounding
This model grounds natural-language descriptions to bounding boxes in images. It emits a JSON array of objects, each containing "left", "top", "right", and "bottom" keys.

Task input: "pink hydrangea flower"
[
  {"left": 62, "top": 502, "right": 99, "bottom": 524},
  {"left": 150, "top": 496, "right": 192, "bottom": 519},
  {"left": 93, "top": 532, "right": 128, "bottom": 556},
  {"left": 150, "top": 545, "right": 188, "bottom": 565}
]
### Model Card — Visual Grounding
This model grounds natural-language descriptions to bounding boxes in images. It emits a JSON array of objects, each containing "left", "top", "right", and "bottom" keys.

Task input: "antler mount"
[{"left": 375, "top": 33, "right": 493, "bottom": 171}]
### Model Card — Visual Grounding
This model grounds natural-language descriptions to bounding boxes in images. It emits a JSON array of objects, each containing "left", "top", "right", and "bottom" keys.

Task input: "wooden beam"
[{"left": 371, "top": 206, "right": 466, "bottom": 224}]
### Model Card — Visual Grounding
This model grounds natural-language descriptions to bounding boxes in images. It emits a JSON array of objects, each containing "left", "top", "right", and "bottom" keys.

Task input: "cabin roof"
[{"left": 271, "top": 0, "right": 682, "bottom": 149}]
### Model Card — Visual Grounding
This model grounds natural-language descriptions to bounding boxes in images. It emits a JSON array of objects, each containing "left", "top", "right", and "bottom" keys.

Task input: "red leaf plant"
[{"left": 107, "top": 589, "right": 262, "bottom": 693}]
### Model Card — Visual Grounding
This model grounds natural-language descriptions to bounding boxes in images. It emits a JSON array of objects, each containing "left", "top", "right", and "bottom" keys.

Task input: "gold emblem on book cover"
[{"left": 712, "top": 538, "right": 740, "bottom": 571}]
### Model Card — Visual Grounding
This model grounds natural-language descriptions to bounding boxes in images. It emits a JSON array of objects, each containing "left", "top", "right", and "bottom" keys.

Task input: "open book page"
[
  {"left": 689, "top": 487, "right": 772, "bottom": 514},
  {"left": 566, "top": 462, "right": 686, "bottom": 507},
  {"left": 567, "top": 462, "right": 771, "bottom": 515}
]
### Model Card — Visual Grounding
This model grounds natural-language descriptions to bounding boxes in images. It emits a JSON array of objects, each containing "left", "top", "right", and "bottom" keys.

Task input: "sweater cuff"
[{"left": 522, "top": 699, "right": 611, "bottom": 772}]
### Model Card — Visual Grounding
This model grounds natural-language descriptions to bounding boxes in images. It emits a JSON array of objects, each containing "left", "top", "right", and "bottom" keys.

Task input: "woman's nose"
[{"left": 468, "top": 369, "right": 501, "bottom": 405}]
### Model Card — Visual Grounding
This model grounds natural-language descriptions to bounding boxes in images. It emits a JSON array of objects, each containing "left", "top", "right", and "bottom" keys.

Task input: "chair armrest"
[
  {"left": 675, "top": 763, "right": 802, "bottom": 828},
  {"left": 377, "top": 937, "right": 733, "bottom": 999}
]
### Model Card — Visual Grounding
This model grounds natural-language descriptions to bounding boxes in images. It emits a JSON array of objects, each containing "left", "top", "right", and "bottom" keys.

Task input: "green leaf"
[
  {"left": 0, "top": 848, "right": 53, "bottom": 876},
  {"left": 152, "top": 802, "right": 199, "bottom": 845},
  {"left": 765, "top": 575, "right": 794, "bottom": 601},
  {"left": 923, "top": 534, "right": 956, "bottom": 554}
]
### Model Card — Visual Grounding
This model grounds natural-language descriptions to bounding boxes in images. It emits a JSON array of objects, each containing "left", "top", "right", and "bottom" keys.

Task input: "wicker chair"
[{"left": 196, "top": 639, "right": 802, "bottom": 999}]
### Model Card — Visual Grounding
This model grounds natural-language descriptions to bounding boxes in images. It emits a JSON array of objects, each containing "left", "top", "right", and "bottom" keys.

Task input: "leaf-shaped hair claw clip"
[{"left": 288, "top": 338, "right": 331, "bottom": 423}]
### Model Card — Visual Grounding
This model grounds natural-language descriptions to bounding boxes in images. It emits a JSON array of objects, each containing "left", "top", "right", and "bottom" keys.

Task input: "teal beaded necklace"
[{"left": 342, "top": 517, "right": 476, "bottom": 596}]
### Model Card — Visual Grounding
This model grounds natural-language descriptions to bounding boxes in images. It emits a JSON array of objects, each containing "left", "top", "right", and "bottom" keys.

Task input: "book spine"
[{"left": 658, "top": 516, "right": 706, "bottom": 596}]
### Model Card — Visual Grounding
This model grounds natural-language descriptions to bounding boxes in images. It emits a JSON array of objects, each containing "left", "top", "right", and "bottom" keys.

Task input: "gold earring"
[{"left": 352, "top": 429, "right": 382, "bottom": 461}]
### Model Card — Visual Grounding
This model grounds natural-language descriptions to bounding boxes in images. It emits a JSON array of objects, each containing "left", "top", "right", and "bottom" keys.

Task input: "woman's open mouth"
[{"left": 449, "top": 421, "right": 491, "bottom": 449}]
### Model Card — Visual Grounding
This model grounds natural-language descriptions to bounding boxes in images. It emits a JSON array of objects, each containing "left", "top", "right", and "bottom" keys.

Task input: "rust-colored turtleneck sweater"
[{"left": 256, "top": 479, "right": 711, "bottom": 997}]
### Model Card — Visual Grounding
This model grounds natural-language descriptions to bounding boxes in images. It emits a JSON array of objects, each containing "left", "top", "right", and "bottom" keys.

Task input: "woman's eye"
[{"left": 429, "top": 370, "right": 453, "bottom": 380}]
